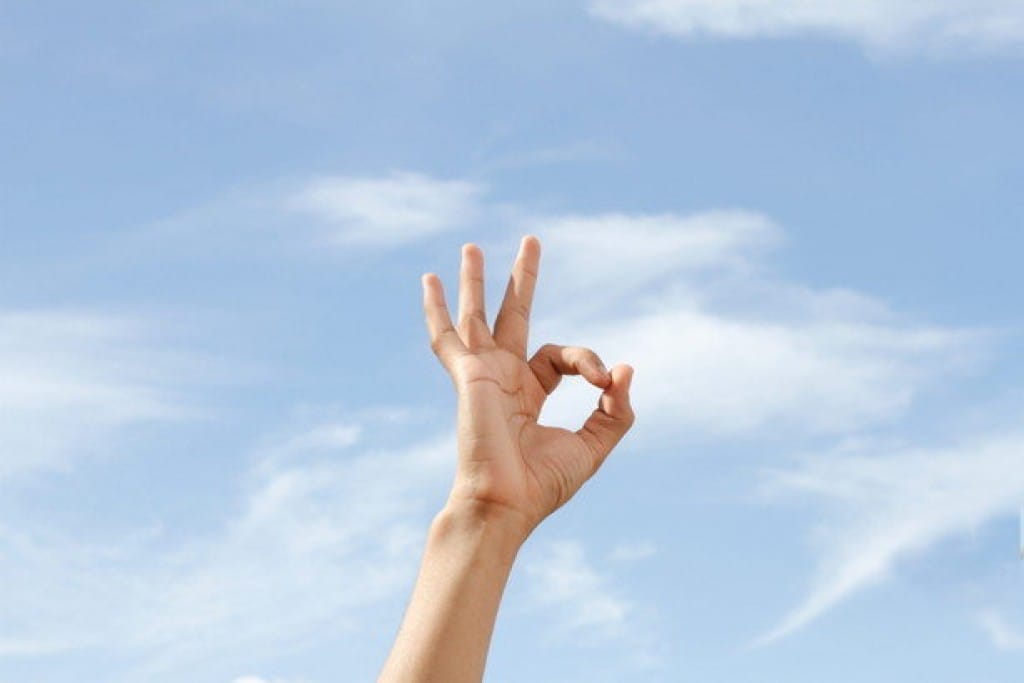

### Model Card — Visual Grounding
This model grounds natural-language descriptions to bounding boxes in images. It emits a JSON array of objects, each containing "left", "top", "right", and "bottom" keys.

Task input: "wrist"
[{"left": 431, "top": 498, "right": 532, "bottom": 564}]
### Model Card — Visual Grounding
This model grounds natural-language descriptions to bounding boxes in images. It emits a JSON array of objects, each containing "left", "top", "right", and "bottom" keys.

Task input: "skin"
[{"left": 377, "top": 235, "right": 636, "bottom": 683}]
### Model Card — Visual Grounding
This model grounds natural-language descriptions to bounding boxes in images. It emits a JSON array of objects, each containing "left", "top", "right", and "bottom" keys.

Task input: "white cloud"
[
  {"left": 607, "top": 540, "right": 658, "bottom": 564},
  {"left": 131, "top": 422, "right": 455, "bottom": 675},
  {"left": 0, "top": 416, "right": 455, "bottom": 680},
  {"left": 0, "top": 637, "right": 67, "bottom": 657},
  {"left": 756, "top": 430, "right": 1024, "bottom": 644},
  {"left": 507, "top": 211, "right": 1003, "bottom": 648},
  {"left": 527, "top": 211, "right": 982, "bottom": 439},
  {"left": 0, "top": 311, "right": 192, "bottom": 479},
  {"left": 4, "top": 201, "right": 1000, "bottom": 671},
  {"left": 0, "top": 410, "right": 668, "bottom": 678},
  {"left": 526, "top": 540, "right": 634, "bottom": 640},
  {"left": 589, "top": 0, "right": 1024, "bottom": 54},
  {"left": 530, "top": 210, "right": 779, "bottom": 304},
  {"left": 139, "top": 171, "right": 485, "bottom": 255},
  {"left": 523, "top": 539, "right": 663, "bottom": 669},
  {"left": 285, "top": 172, "right": 484, "bottom": 247},
  {"left": 977, "top": 609, "right": 1024, "bottom": 650}
]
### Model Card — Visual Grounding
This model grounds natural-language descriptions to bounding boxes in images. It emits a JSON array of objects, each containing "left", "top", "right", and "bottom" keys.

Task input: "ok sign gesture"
[{"left": 421, "top": 236, "right": 635, "bottom": 535}]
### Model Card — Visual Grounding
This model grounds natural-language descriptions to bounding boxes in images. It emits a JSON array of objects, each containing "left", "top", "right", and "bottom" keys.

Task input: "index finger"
[
  {"left": 493, "top": 235, "right": 541, "bottom": 358},
  {"left": 422, "top": 273, "right": 467, "bottom": 371}
]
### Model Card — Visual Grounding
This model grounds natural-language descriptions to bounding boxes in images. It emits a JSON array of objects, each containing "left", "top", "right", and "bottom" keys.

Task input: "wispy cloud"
[
  {"left": 607, "top": 540, "right": 658, "bottom": 564},
  {"left": 0, "top": 401, "right": 669, "bottom": 678},
  {"left": 589, "top": 0, "right": 1024, "bottom": 55},
  {"left": 530, "top": 210, "right": 779, "bottom": 304},
  {"left": 526, "top": 211, "right": 983, "bottom": 440},
  {"left": 757, "top": 430, "right": 1024, "bottom": 644},
  {"left": 12, "top": 200, "right": 997, "bottom": 670},
  {"left": 133, "top": 419, "right": 454, "bottom": 676},
  {"left": 977, "top": 609, "right": 1024, "bottom": 650},
  {"left": 141, "top": 194, "right": 981, "bottom": 443},
  {"left": 476, "top": 139, "right": 619, "bottom": 173},
  {"left": 285, "top": 172, "right": 485, "bottom": 247},
  {"left": 523, "top": 539, "right": 662, "bottom": 667},
  {"left": 0, "top": 414, "right": 454, "bottom": 680},
  {"left": 138, "top": 171, "right": 485, "bottom": 257},
  {"left": 526, "top": 540, "right": 634, "bottom": 640},
  {"left": 0, "top": 311, "right": 193, "bottom": 479}
]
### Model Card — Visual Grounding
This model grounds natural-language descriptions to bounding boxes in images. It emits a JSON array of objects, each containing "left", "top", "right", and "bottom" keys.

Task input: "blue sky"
[{"left": 2, "top": 1, "right": 1024, "bottom": 681}]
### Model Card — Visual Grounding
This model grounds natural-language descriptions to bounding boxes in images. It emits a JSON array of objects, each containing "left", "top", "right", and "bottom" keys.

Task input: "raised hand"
[
  {"left": 421, "top": 236, "right": 635, "bottom": 536},
  {"left": 379, "top": 236, "right": 636, "bottom": 683}
]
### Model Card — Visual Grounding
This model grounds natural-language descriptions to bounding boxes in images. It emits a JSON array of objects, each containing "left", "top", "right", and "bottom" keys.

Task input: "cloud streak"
[
  {"left": 9, "top": 193, "right": 999, "bottom": 666},
  {"left": 0, "top": 413, "right": 455, "bottom": 680},
  {"left": 0, "top": 311, "right": 193, "bottom": 479},
  {"left": 523, "top": 539, "right": 662, "bottom": 668},
  {"left": 285, "top": 172, "right": 485, "bottom": 247},
  {"left": 526, "top": 211, "right": 982, "bottom": 440},
  {"left": 977, "top": 609, "right": 1024, "bottom": 650},
  {"left": 757, "top": 430, "right": 1024, "bottom": 644},
  {"left": 589, "top": 0, "right": 1024, "bottom": 54},
  {"left": 137, "top": 171, "right": 486, "bottom": 258},
  {"left": 526, "top": 540, "right": 635, "bottom": 641}
]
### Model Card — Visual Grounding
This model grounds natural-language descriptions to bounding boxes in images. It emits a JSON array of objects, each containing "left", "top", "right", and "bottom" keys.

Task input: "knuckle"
[
  {"left": 569, "top": 345, "right": 596, "bottom": 360},
  {"left": 511, "top": 300, "right": 530, "bottom": 320},
  {"left": 461, "top": 311, "right": 488, "bottom": 325},
  {"left": 623, "top": 407, "right": 636, "bottom": 427}
]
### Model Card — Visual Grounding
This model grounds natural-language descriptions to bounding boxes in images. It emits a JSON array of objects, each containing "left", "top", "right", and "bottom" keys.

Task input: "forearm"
[
  {"left": 377, "top": 500, "right": 530, "bottom": 683},
  {"left": 382, "top": 237, "right": 636, "bottom": 680}
]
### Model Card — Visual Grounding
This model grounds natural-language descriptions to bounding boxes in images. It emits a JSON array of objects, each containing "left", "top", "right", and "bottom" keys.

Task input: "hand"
[{"left": 421, "top": 236, "right": 636, "bottom": 538}]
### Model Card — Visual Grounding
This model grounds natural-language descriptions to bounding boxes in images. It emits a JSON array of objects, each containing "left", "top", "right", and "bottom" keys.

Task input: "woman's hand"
[
  {"left": 378, "top": 236, "right": 636, "bottom": 683},
  {"left": 422, "top": 236, "right": 635, "bottom": 539}
]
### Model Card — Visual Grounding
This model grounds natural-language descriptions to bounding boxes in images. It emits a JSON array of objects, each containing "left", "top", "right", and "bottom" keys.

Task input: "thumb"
[{"left": 576, "top": 364, "right": 636, "bottom": 470}]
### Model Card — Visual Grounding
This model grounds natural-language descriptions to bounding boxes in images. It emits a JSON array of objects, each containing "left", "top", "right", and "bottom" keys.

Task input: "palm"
[
  {"left": 422, "top": 238, "right": 635, "bottom": 529},
  {"left": 454, "top": 349, "right": 592, "bottom": 521}
]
